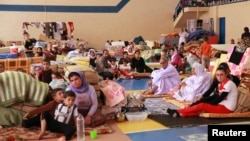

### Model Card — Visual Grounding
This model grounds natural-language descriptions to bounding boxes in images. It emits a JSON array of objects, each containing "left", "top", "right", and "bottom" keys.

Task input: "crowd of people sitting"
[{"left": 1, "top": 26, "right": 248, "bottom": 139}]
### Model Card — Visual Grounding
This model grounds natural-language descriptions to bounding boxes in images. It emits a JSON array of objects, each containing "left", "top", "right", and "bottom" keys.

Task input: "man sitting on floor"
[{"left": 142, "top": 56, "right": 180, "bottom": 95}]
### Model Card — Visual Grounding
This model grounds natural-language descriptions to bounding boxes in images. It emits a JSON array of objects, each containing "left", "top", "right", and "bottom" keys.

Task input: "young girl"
[
  {"left": 167, "top": 66, "right": 238, "bottom": 117},
  {"left": 109, "top": 56, "right": 119, "bottom": 79},
  {"left": 118, "top": 58, "right": 133, "bottom": 79}
]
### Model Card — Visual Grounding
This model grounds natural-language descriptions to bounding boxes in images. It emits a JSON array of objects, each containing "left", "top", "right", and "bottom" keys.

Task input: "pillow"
[
  {"left": 200, "top": 112, "right": 250, "bottom": 118},
  {"left": 99, "top": 80, "right": 126, "bottom": 107},
  {"left": 187, "top": 46, "right": 201, "bottom": 59},
  {"left": 0, "top": 108, "right": 24, "bottom": 126},
  {"left": 10, "top": 103, "right": 38, "bottom": 113},
  {"left": 210, "top": 48, "right": 220, "bottom": 59},
  {"left": 234, "top": 87, "right": 250, "bottom": 113},
  {"left": 238, "top": 69, "right": 250, "bottom": 91}
]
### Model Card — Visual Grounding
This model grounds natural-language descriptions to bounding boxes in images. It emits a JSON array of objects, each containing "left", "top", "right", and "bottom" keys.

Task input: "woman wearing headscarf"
[
  {"left": 172, "top": 62, "right": 212, "bottom": 102},
  {"left": 88, "top": 49, "right": 97, "bottom": 69},
  {"left": 167, "top": 65, "right": 238, "bottom": 117},
  {"left": 66, "top": 71, "right": 98, "bottom": 126}
]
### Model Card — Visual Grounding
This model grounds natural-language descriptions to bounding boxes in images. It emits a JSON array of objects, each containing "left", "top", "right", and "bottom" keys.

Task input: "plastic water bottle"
[{"left": 77, "top": 114, "right": 85, "bottom": 141}]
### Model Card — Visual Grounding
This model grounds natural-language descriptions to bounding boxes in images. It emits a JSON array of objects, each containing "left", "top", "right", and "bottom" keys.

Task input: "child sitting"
[
  {"left": 34, "top": 59, "right": 53, "bottom": 84},
  {"left": 119, "top": 58, "right": 133, "bottom": 79},
  {"left": 109, "top": 56, "right": 119, "bottom": 79},
  {"left": 37, "top": 91, "right": 78, "bottom": 140}
]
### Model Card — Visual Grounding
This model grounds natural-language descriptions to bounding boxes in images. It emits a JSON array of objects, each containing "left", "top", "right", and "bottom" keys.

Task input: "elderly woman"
[
  {"left": 66, "top": 71, "right": 98, "bottom": 126},
  {"left": 172, "top": 62, "right": 212, "bottom": 102}
]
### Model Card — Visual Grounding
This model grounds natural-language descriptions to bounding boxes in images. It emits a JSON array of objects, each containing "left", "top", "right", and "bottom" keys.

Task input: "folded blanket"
[{"left": 0, "top": 71, "right": 49, "bottom": 107}]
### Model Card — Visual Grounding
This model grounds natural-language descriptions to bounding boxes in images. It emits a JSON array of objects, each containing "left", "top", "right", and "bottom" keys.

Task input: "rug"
[
  {"left": 144, "top": 98, "right": 180, "bottom": 115},
  {"left": 0, "top": 123, "right": 113, "bottom": 141},
  {"left": 148, "top": 114, "right": 250, "bottom": 128}
]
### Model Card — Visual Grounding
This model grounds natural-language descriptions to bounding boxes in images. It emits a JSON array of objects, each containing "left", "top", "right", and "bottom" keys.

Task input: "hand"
[
  {"left": 196, "top": 95, "right": 203, "bottom": 101},
  {"left": 35, "top": 74, "right": 40, "bottom": 80},
  {"left": 23, "top": 112, "right": 30, "bottom": 120},
  {"left": 180, "top": 82, "right": 186, "bottom": 87},
  {"left": 84, "top": 115, "right": 91, "bottom": 126},
  {"left": 147, "top": 80, "right": 152, "bottom": 86}
]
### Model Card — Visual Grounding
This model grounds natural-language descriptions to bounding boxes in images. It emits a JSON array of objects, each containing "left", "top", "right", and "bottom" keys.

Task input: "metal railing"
[{"left": 173, "top": 0, "right": 249, "bottom": 21}]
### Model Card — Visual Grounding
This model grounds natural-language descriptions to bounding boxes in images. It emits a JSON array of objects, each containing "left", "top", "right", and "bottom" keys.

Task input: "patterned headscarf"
[{"left": 68, "top": 71, "right": 89, "bottom": 93}]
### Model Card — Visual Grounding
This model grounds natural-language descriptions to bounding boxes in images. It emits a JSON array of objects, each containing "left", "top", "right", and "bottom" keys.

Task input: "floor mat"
[
  {"left": 116, "top": 118, "right": 167, "bottom": 133},
  {"left": 127, "top": 125, "right": 208, "bottom": 141},
  {"left": 148, "top": 114, "right": 250, "bottom": 128},
  {"left": 144, "top": 98, "right": 180, "bottom": 115},
  {"left": 115, "top": 78, "right": 150, "bottom": 90},
  {"left": 0, "top": 121, "right": 125, "bottom": 141}
]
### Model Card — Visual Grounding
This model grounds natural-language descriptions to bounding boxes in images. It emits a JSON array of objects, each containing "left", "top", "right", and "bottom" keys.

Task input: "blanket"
[
  {"left": 0, "top": 123, "right": 113, "bottom": 141},
  {"left": 0, "top": 71, "right": 49, "bottom": 107}
]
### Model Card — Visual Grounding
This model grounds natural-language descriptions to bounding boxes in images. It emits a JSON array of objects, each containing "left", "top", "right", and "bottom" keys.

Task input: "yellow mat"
[
  {"left": 163, "top": 97, "right": 191, "bottom": 109},
  {"left": 116, "top": 118, "right": 167, "bottom": 133}
]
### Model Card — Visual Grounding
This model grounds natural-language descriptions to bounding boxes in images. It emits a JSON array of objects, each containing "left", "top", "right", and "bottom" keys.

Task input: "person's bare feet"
[
  {"left": 57, "top": 136, "right": 66, "bottom": 141},
  {"left": 37, "top": 131, "right": 47, "bottom": 140}
]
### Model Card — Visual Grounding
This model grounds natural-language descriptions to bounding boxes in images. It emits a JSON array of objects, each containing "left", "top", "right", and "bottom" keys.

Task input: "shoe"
[
  {"left": 172, "top": 111, "right": 180, "bottom": 117},
  {"left": 167, "top": 108, "right": 177, "bottom": 116}
]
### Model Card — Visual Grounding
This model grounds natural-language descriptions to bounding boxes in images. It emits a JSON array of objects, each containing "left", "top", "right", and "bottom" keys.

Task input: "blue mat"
[
  {"left": 127, "top": 125, "right": 208, "bottom": 141},
  {"left": 115, "top": 78, "right": 151, "bottom": 90}
]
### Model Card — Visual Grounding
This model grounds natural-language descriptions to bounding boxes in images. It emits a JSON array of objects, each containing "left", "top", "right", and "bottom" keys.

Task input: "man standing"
[{"left": 200, "top": 36, "right": 212, "bottom": 70}]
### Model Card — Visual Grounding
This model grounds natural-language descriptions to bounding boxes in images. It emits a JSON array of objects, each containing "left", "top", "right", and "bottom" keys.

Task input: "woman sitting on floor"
[
  {"left": 170, "top": 62, "right": 212, "bottom": 103},
  {"left": 167, "top": 65, "right": 238, "bottom": 117},
  {"left": 66, "top": 71, "right": 105, "bottom": 127}
]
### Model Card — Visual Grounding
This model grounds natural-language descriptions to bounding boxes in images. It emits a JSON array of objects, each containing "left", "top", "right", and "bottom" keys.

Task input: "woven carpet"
[
  {"left": 0, "top": 121, "right": 131, "bottom": 141},
  {"left": 148, "top": 114, "right": 250, "bottom": 128}
]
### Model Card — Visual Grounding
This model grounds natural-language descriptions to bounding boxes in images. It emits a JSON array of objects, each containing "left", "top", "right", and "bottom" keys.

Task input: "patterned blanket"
[
  {"left": 0, "top": 71, "right": 49, "bottom": 107},
  {"left": 0, "top": 124, "right": 113, "bottom": 141}
]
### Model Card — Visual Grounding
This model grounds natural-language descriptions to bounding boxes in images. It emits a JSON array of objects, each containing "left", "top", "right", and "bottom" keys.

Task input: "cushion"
[
  {"left": 238, "top": 68, "right": 250, "bottom": 91},
  {"left": 0, "top": 108, "right": 24, "bottom": 126},
  {"left": 64, "top": 65, "right": 99, "bottom": 84},
  {"left": 9, "top": 103, "right": 38, "bottom": 113},
  {"left": 227, "top": 45, "right": 250, "bottom": 76},
  {"left": 200, "top": 112, "right": 250, "bottom": 118},
  {"left": 187, "top": 45, "right": 201, "bottom": 59},
  {"left": 234, "top": 87, "right": 250, "bottom": 113},
  {"left": 141, "top": 50, "right": 154, "bottom": 60},
  {"left": 99, "top": 80, "right": 126, "bottom": 107}
]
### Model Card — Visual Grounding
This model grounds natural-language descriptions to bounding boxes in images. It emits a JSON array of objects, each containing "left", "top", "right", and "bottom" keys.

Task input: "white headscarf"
[
  {"left": 88, "top": 49, "right": 96, "bottom": 59},
  {"left": 192, "top": 62, "right": 205, "bottom": 76}
]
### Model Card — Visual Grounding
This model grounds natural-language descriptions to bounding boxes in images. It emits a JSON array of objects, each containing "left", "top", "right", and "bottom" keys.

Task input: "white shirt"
[
  {"left": 219, "top": 80, "right": 238, "bottom": 111},
  {"left": 54, "top": 103, "right": 78, "bottom": 124}
]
